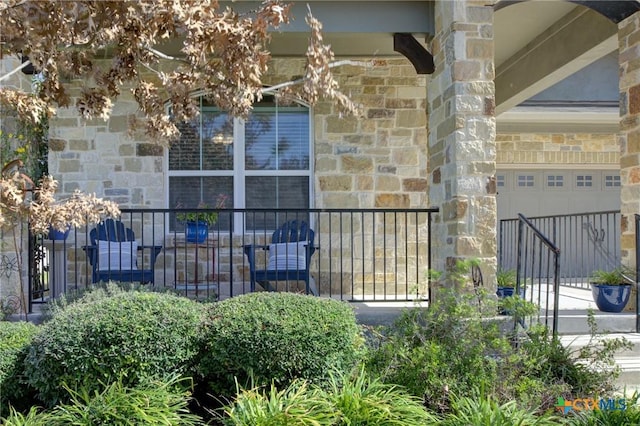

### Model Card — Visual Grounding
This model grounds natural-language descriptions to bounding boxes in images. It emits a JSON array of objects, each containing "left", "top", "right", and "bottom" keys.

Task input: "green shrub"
[
  {"left": 439, "top": 392, "right": 562, "bottom": 426},
  {"left": 327, "top": 368, "right": 437, "bottom": 425},
  {"left": 222, "top": 381, "right": 336, "bottom": 426},
  {"left": 41, "top": 281, "right": 162, "bottom": 322},
  {"left": 365, "top": 289, "right": 510, "bottom": 412},
  {"left": 515, "top": 315, "right": 632, "bottom": 406},
  {"left": 1, "top": 377, "right": 203, "bottom": 426},
  {"left": 365, "top": 286, "right": 631, "bottom": 413},
  {"left": 220, "top": 368, "right": 436, "bottom": 426},
  {"left": 199, "top": 292, "right": 363, "bottom": 395},
  {"left": 23, "top": 290, "right": 206, "bottom": 406},
  {"left": 1, "top": 406, "right": 52, "bottom": 426},
  {"left": 0, "top": 321, "right": 39, "bottom": 415},
  {"left": 46, "top": 375, "right": 203, "bottom": 425}
]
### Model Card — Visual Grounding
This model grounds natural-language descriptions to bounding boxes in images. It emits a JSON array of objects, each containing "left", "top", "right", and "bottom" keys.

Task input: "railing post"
[{"left": 552, "top": 251, "right": 560, "bottom": 337}]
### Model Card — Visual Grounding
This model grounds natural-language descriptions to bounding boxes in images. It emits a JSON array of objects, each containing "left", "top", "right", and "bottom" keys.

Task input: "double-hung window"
[{"left": 168, "top": 95, "right": 312, "bottom": 233}]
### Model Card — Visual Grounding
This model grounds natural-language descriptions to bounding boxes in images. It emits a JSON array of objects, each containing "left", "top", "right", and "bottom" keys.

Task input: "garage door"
[
  {"left": 496, "top": 169, "right": 620, "bottom": 221},
  {"left": 497, "top": 169, "right": 621, "bottom": 279}
]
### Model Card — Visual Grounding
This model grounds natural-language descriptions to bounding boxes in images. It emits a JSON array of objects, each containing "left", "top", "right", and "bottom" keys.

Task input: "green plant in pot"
[
  {"left": 496, "top": 269, "right": 523, "bottom": 298},
  {"left": 176, "top": 201, "right": 219, "bottom": 244},
  {"left": 590, "top": 267, "right": 634, "bottom": 313}
]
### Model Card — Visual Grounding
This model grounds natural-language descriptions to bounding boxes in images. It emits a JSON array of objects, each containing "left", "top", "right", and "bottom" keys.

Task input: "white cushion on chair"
[
  {"left": 267, "top": 241, "right": 307, "bottom": 270},
  {"left": 97, "top": 240, "right": 138, "bottom": 271}
]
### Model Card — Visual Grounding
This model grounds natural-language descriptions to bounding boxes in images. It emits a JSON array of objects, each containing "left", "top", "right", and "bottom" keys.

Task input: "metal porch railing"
[
  {"left": 27, "top": 208, "right": 437, "bottom": 311},
  {"left": 516, "top": 213, "right": 561, "bottom": 336},
  {"left": 499, "top": 210, "right": 620, "bottom": 289}
]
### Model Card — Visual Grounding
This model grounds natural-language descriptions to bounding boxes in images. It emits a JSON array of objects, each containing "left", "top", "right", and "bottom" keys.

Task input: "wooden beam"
[
  {"left": 393, "top": 33, "right": 434, "bottom": 75},
  {"left": 496, "top": 7, "right": 617, "bottom": 114}
]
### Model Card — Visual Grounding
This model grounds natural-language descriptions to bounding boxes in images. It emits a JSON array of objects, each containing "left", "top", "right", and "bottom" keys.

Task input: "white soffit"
[{"left": 496, "top": 106, "right": 619, "bottom": 133}]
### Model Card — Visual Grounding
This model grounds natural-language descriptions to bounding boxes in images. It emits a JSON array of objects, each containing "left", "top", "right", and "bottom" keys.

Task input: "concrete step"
[
  {"left": 561, "top": 333, "right": 640, "bottom": 390},
  {"left": 556, "top": 311, "right": 637, "bottom": 335}
]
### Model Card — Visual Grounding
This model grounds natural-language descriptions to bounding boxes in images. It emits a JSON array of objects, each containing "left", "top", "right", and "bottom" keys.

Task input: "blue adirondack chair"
[
  {"left": 243, "top": 220, "right": 318, "bottom": 295},
  {"left": 83, "top": 219, "right": 163, "bottom": 284}
]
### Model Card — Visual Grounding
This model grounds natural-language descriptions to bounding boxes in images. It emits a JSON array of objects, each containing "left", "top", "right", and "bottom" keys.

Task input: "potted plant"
[
  {"left": 496, "top": 268, "right": 524, "bottom": 298},
  {"left": 495, "top": 268, "right": 525, "bottom": 315},
  {"left": 176, "top": 202, "right": 218, "bottom": 244},
  {"left": 590, "top": 268, "right": 634, "bottom": 313},
  {"left": 176, "top": 195, "right": 228, "bottom": 244}
]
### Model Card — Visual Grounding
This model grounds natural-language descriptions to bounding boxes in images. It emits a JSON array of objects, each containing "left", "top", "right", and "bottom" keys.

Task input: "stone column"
[
  {"left": 619, "top": 12, "right": 640, "bottom": 311},
  {"left": 427, "top": 0, "right": 496, "bottom": 291}
]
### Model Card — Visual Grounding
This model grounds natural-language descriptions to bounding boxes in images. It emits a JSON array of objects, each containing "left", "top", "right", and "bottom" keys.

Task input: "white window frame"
[
  {"left": 165, "top": 97, "right": 315, "bottom": 235},
  {"left": 515, "top": 174, "right": 536, "bottom": 190},
  {"left": 603, "top": 173, "right": 621, "bottom": 189},
  {"left": 574, "top": 173, "right": 595, "bottom": 190},
  {"left": 544, "top": 172, "right": 565, "bottom": 191}
]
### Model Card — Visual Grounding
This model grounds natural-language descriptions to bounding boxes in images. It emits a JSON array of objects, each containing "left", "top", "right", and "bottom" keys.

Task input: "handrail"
[
  {"left": 517, "top": 213, "right": 561, "bottom": 337},
  {"left": 26, "top": 207, "right": 438, "bottom": 310},
  {"left": 517, "top": 214, "right": 561, "bottom": 254}
]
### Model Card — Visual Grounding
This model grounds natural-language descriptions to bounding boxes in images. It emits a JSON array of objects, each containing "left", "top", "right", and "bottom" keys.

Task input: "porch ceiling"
[
  {"left": 155, "top": 1, "right": 640, "bottom": 117},
  {"left": 157, "top": 1, "right": 434, "bottom": 58},
  {"left": 494, "top": 1, "right": 619, "bottom": 115}
]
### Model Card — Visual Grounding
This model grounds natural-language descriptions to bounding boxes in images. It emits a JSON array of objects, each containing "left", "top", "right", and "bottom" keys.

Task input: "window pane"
[
  {"left": 169, "top": 111, "right": 233, "bottom": 171},
  {"left": 245, "top": 108, "right": 309, "bottom": 171},
  {"left": 202, "top": 111, "right": 234, "bottom": 170},
  {"left": 169, "top": 176, "right": 233, "bottom": 231},
  {"left": 245, "top": 176, "right": 309, "bottom": 230}
]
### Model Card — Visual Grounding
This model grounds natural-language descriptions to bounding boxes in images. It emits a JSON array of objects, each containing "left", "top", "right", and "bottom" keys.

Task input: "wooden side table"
[{"left": 169, "top": 238, "right": 217, "bottom": 295}]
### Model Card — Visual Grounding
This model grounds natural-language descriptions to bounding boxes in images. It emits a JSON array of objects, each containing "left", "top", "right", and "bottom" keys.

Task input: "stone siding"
[
  {"left": 0, "top": 57, "right": 37, "bottom": 309},
  {"left": 39, "top": 57, "right": 430, "bottom": 297},
  {"left": 618, "top": 12, "right": 640, "bottom": 311},
  {"left": 427, "top": 0, "right": 497, "bottom": 290},
  {"left": 497, "top": 133, "right": 619, "bottom": 165}
]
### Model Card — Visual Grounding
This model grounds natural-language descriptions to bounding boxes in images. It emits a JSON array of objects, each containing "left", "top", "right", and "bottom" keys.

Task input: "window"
[
  {"left": 576, "top": 175, "right": 593, "bottom": 188},
  {"left": 517, "top": 175, "right": 534, "bottom": 188},
  {"left": 604, "top": 175, "right": 621, "bottom": 188},
  {"left": 168, "top": 96, "right": 312, "bottom": 231},
  {"left": 496, "top": 174, "right": 506, "bottom": 188},
  {"left": 546, "top": 175, "right": 563, "bottom": 188}
]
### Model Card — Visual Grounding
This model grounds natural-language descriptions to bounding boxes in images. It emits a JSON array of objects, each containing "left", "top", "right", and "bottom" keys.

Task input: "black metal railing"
[
  {"left": 516, "top": 213, "right": 561, "bottom": 336},
  {"left": 499, "top": 210, "right": 620, "bottom": 289},
  {"left": 28, "top": 208, "right": 438, "bottom": 311}
]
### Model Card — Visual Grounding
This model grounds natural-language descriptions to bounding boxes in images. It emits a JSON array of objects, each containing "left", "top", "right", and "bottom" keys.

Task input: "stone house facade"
[{"left": 3, "top": 0, "right": 640, "bottom": 303}]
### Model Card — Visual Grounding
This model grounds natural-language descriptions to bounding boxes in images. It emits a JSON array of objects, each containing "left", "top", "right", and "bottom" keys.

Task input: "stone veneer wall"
[
  {"left": 496, "top": 133, "right": 619, "bottom": 165},
  {"left": 619, "top": 13, "right": 640, "bottom": 270},
  {"left": 618, "top": 13, "right": 640, "bottom": 314},
  {"left": 44, "top": 57, "right": 430, "bottom": 297},
  {"left": 0, "top": 57, "right": 38, "bottom": 311},
  {"left": 427, "top": 0, "right": 497, "bottom": 291},
  {"left": 49, "top": 57, "right": 428, "bottom": 209}
]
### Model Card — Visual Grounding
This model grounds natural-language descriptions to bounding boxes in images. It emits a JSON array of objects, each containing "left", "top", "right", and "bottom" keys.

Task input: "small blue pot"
[
  {"left": 496, "top": 286, "right": 525, "bottom": 299},
  {"left": 591, "top": 283, "right": 632, "bottom": 313},
  {"left": 185, "top": 221, "right": 209, "bottom": 244}
]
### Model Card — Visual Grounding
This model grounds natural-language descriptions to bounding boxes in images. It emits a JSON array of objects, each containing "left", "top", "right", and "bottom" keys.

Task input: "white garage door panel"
[
  {"left": 497, "top": 169, "right": 621, "bottom": 278},
  {"left": 496, "top": 170, "right": 620, "bottom": 221}
]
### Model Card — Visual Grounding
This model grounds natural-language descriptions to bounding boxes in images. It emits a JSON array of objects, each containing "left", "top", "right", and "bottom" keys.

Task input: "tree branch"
[{"left": 145, "top": 47, "right": 189, "bottom": 65}]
